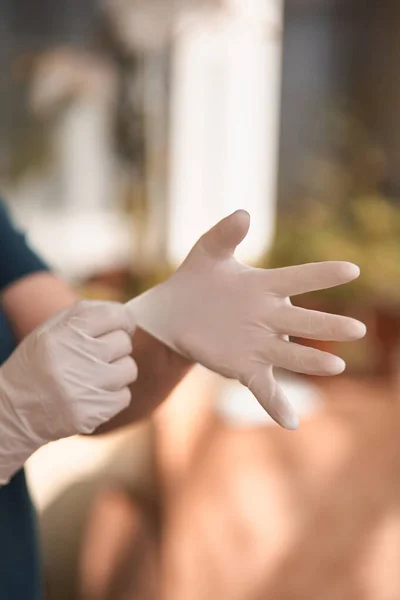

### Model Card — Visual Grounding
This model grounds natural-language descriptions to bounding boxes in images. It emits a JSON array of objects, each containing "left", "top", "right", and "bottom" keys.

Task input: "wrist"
[
  {"left": 126, "top": 282, "right": 184, "bottom": 356},
  {"left": 132, "top": 327, "right": 194, "bottom": 370}
]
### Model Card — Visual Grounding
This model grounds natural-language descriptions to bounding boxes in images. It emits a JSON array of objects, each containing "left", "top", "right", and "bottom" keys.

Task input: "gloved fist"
[
  {"left": 128, "top": 210, "right": 366, "bottom": 430},
  {"left": 0, "top": 300, "right": 137, "bottom": 485}
]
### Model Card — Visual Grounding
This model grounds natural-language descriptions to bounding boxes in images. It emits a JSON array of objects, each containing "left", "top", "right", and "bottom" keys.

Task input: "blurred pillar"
[
  {"left": 165, "top": 1, "right": 322, "bottom": 427},
  {"left": 19, "top": 50, "right": 132, "bottom": 281},
  {"left": 28, "top": 50, "right": 118, "bottom": 212},
  {"left": 57, "top": 89, "right": 114, "bottom": 213},
  {"left": 167, "top": 0, "right": 284, "bottom": 265},
  {"left": 139, "top": 52, "right": 170, "bottom": 268},
  {"left": 346, "top": 1, "right": 400, "bottom": 195}
]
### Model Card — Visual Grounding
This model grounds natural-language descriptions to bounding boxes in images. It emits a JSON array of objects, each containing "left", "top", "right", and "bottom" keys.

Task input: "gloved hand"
[
  {"left": 0, "top": 300, "right": 137, "bottom": 485},
  {"left": 127, "top": 210, "right": 366, "bottom": 430}
]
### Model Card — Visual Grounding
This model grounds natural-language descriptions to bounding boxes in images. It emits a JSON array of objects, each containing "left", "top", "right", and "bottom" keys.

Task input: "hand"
[
  {"left": 127, "top": 211, "right": 366, "bottom": 429},
  {"left": 0, "top": 300, "right": 137, "bottom": 484}
]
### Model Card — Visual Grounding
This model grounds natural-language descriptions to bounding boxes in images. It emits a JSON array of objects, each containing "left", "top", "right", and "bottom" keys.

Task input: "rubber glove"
[
  {"left": 0, "top": 300, "right": 137, "bottom": 485},
  {"left": 127, "top": 210, "right": 366, "bottom": 430}
]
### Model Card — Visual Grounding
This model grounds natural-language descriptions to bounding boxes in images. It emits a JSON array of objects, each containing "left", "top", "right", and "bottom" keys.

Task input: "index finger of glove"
[
  {"left": 263, "top": 262, "right": 360, "bottom": 297},
  {"left": 70, "top": 301, "right": 136, "bottom": 338}
]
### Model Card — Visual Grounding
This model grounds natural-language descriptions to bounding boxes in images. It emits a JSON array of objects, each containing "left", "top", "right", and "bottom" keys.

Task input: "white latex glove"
[
  {"left": 127, "top": 210, "right": 366, "bottom": 430},
  {"left": 0, "top": 300, "right": 137, "bottom": 485}
]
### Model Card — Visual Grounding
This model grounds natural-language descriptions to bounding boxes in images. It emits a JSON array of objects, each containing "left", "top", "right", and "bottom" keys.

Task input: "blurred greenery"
[
  {"left": 264, "top": 194, "right": 400, "bottom": 306},
  {"left": 264, "top": 107, "right": 400, "bottom": 309}
]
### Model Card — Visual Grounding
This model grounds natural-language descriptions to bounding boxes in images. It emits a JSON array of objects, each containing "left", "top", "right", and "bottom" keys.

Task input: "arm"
[
  {"left": 96, "top": 326, "right": 193, "bottom": 433},
  {"left": 0, "top": 201, "right": 192, "bottom": 432},
  {"left": 2, "top": 207, "right": 365, "bottom": 436},
  {"left": 2, "top": 272, "right": 193, "bottom": 434},
  {"left": 0, "top": 199, "right": 78, "bottom": 336},
  {"left": 2, "top": 271, "right": 78, "bottom": 338}
]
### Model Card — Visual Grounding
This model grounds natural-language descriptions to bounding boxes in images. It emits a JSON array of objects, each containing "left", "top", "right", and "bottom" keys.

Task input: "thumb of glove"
[
  {"left": 197, "top": 210, "right": 251, "bottom": 259},
  {"left": 247, "top": 367, "right": 299, "bottom": 430}
]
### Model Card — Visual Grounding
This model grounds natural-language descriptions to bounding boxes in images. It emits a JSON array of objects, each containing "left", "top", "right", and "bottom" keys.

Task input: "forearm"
[
  {"left": 2, "top": 271, "right": 193, "bottom": 434},
  {"left": 96, "top": 327, "right": 194, "bottom": 434},
  {"left": 2, "top": 272, "right": 78, "bottom": 340}
]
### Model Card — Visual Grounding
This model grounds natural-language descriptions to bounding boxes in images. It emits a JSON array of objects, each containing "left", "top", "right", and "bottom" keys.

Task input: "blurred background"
[{"left": 2, "top": 0, "right": 400, "bottom": 598}]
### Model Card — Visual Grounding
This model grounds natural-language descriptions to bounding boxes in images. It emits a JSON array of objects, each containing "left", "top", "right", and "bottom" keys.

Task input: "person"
[
  {"left": 0, "top": 199, "right": 365, "bottom": 599},
  {"left": 0, "top": 199, "right": 192, "bottom": 600}
]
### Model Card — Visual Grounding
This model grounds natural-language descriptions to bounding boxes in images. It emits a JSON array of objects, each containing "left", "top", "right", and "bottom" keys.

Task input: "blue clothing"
[{"left": 0, "top": 201, "right": 49, "bottom": 600}]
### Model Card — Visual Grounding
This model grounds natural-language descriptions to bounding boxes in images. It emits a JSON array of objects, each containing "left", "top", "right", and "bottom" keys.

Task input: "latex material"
[
  {"left": 0, "top": 300, "right": 137, "bottom": 485},
  {"left": 127, "top": 210, "right": 366, "bottom": 430}
]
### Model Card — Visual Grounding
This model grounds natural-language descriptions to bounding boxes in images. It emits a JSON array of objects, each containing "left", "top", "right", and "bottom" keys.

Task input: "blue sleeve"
[{"left": 0, "top": 201, "right": 49, "bottom": 291}]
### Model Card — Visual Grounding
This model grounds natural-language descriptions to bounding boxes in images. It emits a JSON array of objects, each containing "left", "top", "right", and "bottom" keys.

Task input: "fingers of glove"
[
  {"left": 103, "top": 356, "right": 138, "bottom": 391},
  {"left": 95, "top": 330, "right": 133, "bottom": 363},
  {"left": 78, "top": 388, "right": 132, "bottom": 433},
  {"left": 263, "top": 262, "right": 360, "bottom": 297},
  {"left": 197, "top": 210, "right": 250, "bottom": 259},
  {"left": 70, "top": 300, "right": 136, "bottom": 338},
  {"left": 97, "top": 388, "right": 132, "bottom": 419},
  {"left": 272, "top": 305, "right": 367, "bottom": 342},
  {"left": 248, "top": 368, "right": 299, "bottom": 430},
  {"left": 264, "top": 338, "right": 345, "bottom": 376},
  {"left": 110, "top": 386, "right": 132, "bottom": 414}
]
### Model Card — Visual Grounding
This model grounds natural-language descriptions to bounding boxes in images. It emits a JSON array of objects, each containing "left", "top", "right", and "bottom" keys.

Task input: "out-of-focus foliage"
[
  {"left": 264, "top": 110, "right": 400, "bottom": 307},
  {"left": 265, "top": 195, "right": 400, "bottom": 305}
]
